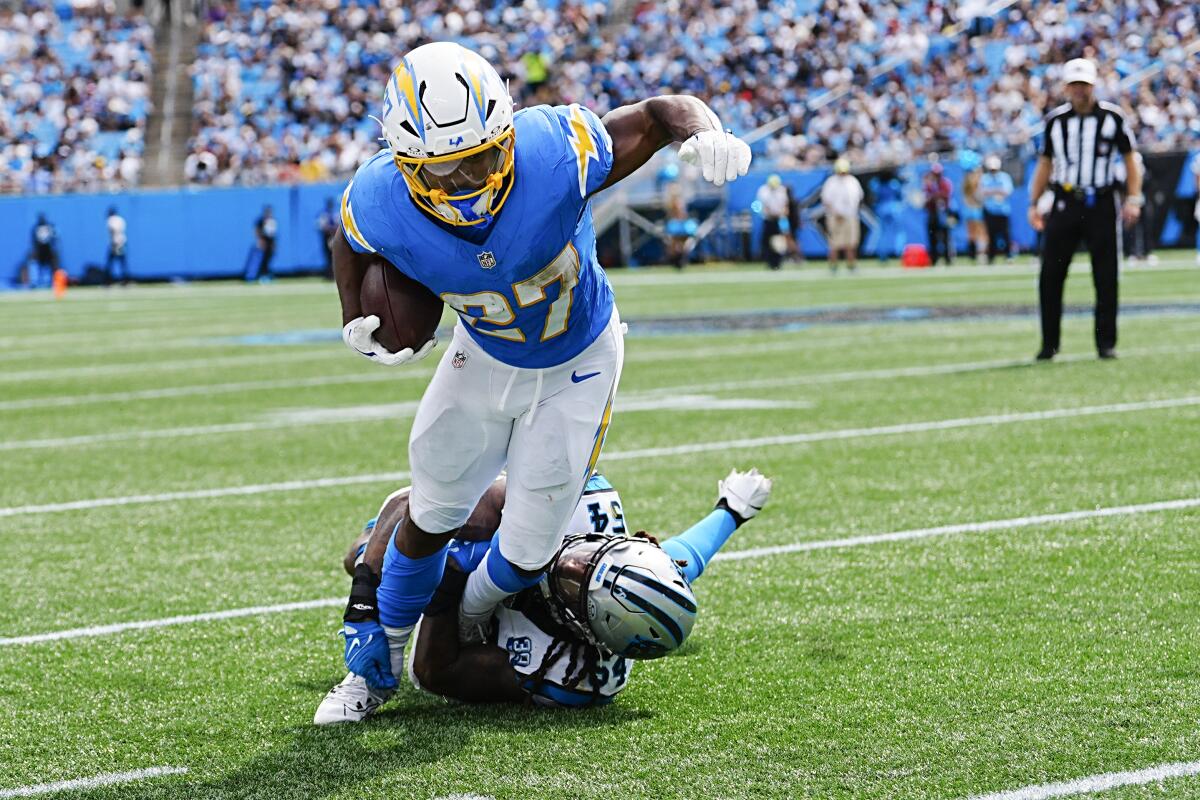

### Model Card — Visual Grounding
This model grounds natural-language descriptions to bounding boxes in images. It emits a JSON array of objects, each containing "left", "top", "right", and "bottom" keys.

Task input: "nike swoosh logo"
[{"left": 571, "top": 370, "right": 601, "bottom": 384}]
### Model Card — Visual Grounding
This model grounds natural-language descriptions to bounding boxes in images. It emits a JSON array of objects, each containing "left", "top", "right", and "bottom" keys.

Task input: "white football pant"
[{"left": 407, "top": 309, "right": 624, "bottom": 569}]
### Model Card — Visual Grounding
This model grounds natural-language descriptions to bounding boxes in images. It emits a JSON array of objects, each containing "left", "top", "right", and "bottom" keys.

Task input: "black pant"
[
  {"left": 319, "top": 234, "right": 334, "bottom": 279},
  {"left": 1039, "top": 190, "right": 1119, "bottom": 354},
  {"left": 761, "top": 217, "right": 782, "bottom": 270},
  {"left": 927, "top": 219, "right": 951, "bottom": 265},
  {"left": 247, "top": 242, "right": 275, "bottom": 280},
  {"left": 105, "top": 248, "right": 129, "bottom": 284},
  {"left": 984, "top": 212, "right": 1009, "bottom": 263},
  {"left": 260, "top": 242, "right": 274, "bottom": 278}
]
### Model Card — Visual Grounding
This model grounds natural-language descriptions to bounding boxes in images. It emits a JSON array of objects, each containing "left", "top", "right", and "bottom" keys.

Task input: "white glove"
[
  {"left": 717, "top": 468, "right": 773, "bottom": 523},
  {"left": 341, "top": 315, "right": 436, "bottom": 367},
  {"left": 679, "top": 129, "right": 752, "bottom": 186}
]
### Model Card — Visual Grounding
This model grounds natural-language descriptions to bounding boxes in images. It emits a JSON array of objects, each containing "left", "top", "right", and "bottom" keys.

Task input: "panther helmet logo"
[{"left": 477, "top": 251, "right": 497, "bottom": 269}]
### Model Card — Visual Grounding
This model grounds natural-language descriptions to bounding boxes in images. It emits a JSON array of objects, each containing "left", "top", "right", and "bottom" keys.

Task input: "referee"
[{"left": 1027, "top": 58, "right": 1142, "bottom": 361}]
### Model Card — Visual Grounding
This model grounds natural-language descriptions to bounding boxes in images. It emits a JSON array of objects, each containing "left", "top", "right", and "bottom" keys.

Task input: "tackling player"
[
  {"left": 315, "top": 468, "right": 772, "bottom": 723},
  {"left": 332, "top": 42, "right": 753, "bottom": 689}
]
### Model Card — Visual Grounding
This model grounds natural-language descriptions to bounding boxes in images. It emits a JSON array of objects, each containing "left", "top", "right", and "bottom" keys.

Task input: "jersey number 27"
[{"left": 440, "top": 244, "right": 580, "bottom": 344}]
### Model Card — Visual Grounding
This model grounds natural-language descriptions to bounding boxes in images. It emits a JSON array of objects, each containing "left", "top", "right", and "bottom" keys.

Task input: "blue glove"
[{"left": 342, "top": 619, "right": 397, "bottom": 690}]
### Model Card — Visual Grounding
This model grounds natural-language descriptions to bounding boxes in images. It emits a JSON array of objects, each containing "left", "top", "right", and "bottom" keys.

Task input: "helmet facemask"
[
  {"left": 379, "top": 44, "right": 517, "bottom": 228},
  {"left": 393, "top": 128, "right": 515, "bottom": 227},
  {"left": 544, "top": 533, "right": 698, "bottom": 660}
]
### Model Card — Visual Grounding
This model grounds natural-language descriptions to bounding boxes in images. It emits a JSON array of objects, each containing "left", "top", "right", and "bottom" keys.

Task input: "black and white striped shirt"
[{"left": 1041, "top": 101, "right": 1136, "bottom": 191}]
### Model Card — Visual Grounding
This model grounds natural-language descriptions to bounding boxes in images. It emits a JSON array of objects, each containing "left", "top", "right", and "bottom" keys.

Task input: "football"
[{"left": 359, "top": 259, "right": 443, "bottom": 353}]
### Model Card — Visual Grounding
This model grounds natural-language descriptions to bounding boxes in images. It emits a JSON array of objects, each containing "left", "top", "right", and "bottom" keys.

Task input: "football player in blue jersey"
[
  {"left": 315, "top": 467, "right": 773, "bottom": 723},
  {"left": 330, "top": 41, "right": 753, "bottom": 692}
]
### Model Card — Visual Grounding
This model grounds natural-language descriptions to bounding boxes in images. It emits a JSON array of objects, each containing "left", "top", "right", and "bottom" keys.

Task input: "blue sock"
[
  {"left": 377, "top": 526, "right": 449, "bottom": 628},
  {"left": 661, "top": 509, "right": 738, "bottom": 583},
  {"left": 484, "top": 532, "right": 546, "bottom": 592}
]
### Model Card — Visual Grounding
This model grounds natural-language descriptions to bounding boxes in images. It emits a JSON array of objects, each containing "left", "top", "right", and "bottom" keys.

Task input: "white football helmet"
[
  {"left": 545, "top": 533, "right": 698, "bottom": 660},
  {"left": 380, "top": 42, "right": 515, "bottom": 227}
]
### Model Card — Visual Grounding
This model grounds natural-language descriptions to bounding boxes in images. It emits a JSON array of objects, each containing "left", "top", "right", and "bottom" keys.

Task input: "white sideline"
[
  {"left": 2, "top": 396, "right": 1197, "bottom": 518},
  {"left": 0, "top": 495, "right": 1194, "bottom": 647},
  {"left": 0, "top": 767, "right": 188, "bottom": 798},
  {"left": 710, "top": 497, "right": 1200, "bottom": 562},
  {"left": 964, "top": 759, "right": 1200, "bottom": 800}
]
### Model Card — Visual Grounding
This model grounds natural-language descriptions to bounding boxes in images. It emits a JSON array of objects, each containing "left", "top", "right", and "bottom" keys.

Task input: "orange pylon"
[{"left": 52, "top": 268, "right": 68, "bottom": 299}]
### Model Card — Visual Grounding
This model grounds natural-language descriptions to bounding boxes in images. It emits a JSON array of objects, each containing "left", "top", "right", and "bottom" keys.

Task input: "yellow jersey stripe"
[
  {"left": 340, "top": 183, "right": 375, "bottom": 253},
  {"left": 567, "top": 104, "right": 599, "bottom": 198},
  {"left": 584, "top": 383, "right": 616, "bottom": 478}
]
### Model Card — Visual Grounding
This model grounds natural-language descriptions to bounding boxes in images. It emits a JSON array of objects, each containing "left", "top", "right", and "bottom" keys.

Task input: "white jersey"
[
  {"left": 500, "top": 473, "right": 634, "bottom": 706},
  {"left": 494, "top": 592, "right": 633, "bottom": 706},
  {"left": 406, "top": 473, "right": 634, "bottom": 706}
]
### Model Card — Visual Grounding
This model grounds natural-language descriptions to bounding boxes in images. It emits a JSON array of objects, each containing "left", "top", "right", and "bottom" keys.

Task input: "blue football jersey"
[{"left": 341, "top": 104, "right": 616, "bottom": 369}]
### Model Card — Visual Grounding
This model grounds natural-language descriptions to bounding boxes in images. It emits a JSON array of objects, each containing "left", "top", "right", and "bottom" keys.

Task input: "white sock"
[
  {"left": 460, "top": 551, "right": 509, "bottom": 617},
  {"left": 382, "top": 624, "right": 414, "bottom": 678}
]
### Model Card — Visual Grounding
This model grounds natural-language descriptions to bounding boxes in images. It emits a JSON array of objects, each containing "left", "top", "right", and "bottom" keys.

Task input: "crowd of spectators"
[
  {"left": 0, "top": 0, "right": 153, "bottom": 194},
  {"left": 773, "top": 0, "right": 1199, "bottom": 168},
  {"left": 186, "top": 0, "right": 1200, "bottom": 187},
  {"left": 3, "top": 0, "right": 1196, "bottom": 194}
]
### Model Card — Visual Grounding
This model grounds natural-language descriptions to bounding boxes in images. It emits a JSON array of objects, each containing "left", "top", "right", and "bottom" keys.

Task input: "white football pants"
[{"left": 407, "top": 309, "right": 624, "bottom": 569}]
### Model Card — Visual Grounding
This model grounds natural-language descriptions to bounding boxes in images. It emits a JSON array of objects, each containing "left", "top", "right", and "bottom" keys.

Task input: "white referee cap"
[{"left": 1062, "top": 58, "right": 1097, "bottom": 85}]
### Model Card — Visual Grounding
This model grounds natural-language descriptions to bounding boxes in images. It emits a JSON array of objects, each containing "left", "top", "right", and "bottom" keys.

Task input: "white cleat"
[{"left": 313, "top": 672, "right": 393, "bottom": 725}]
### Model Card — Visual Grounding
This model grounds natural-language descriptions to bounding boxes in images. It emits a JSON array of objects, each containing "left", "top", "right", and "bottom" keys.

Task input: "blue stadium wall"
[
  {"left": 1, "top": 181, "right": 345, "bottom": 283},
  {"left": 2, "top": 151, "right": 1196, "bottom": 282}
]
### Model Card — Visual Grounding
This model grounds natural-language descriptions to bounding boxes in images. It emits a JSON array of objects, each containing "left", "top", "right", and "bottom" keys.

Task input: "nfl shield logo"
[
  {"left": 477, "top": 251, "right": 497, "bottom": 269},
  {"left": 452, "top": 350, "right": 468, "bottom": 369}
]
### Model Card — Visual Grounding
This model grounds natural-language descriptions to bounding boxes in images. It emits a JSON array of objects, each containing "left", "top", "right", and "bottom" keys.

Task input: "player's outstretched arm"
[
  {"left": 410, "top": 560, "right": 528, "bottom": 705},
  {"left": 596, "top": 96, "right": 751, "bottom": 193},
  {"left": 661, "top": 468, "right": 773, "bottom": 582}
]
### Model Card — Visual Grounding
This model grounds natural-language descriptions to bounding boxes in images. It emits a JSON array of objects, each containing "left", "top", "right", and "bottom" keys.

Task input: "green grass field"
[{"left": 1, "top": 254, "right": 1198, "bottom": 799}]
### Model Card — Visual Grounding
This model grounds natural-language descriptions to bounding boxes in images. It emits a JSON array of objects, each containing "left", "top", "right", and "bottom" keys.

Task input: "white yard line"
[
  {"left": 0, "top": 417, "right": 413, "bottom": 452},
  {"left": 2, "top": 396, "right": 1196, "bottom": 515},
  {"left": 0, "top": 600, "right": 342, "bottom": 646},
  {"left": 2, "top": 496, "right": 1195, "bottom": 646},
  {"left": 0, "top": 767, "right": 188, "bottom": 798},
  {"left": 0, "top": 393, "right": 807, "bottom": 451},
  {"left": 601, "top": 395, "right": 1200, "bottom": 463},
  {"left": 711, "top": 498, "right": 1200, "bottom": 562},
  {"left": 964, "top": 759, "right": 1200, "bottom": 800},
  {"left": 0, "top": 472, "right": 409, "bottom": 518},
  {"left": 0, "top": 371, "right": 426, "bottom": 412},
  {"left": 5, "top": 335, "right": 1198, "bottom": 415},
  {"left": 0, "top": 348, "right": 345, "bottom": 383},
  {"left": 639, "top": 342, "right": 1200, "bottom": 396}
]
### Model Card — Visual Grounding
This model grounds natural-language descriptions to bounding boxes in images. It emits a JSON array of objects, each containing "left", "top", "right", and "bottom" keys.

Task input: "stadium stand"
[
  {"left": 0, "top": 0, "right": 153, "bottom": 194},
  {"left": 2, "top": 0, "right": 1195, "bottom": 193}
]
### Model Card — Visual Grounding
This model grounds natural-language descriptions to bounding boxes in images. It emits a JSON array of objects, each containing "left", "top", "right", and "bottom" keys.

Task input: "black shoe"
[
  {"left": 1098, "top": 348, "right": 1117, "bottom": 360},
  {"left": 1035, "top": 348, "right": 1057, "bottom": 361}
]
